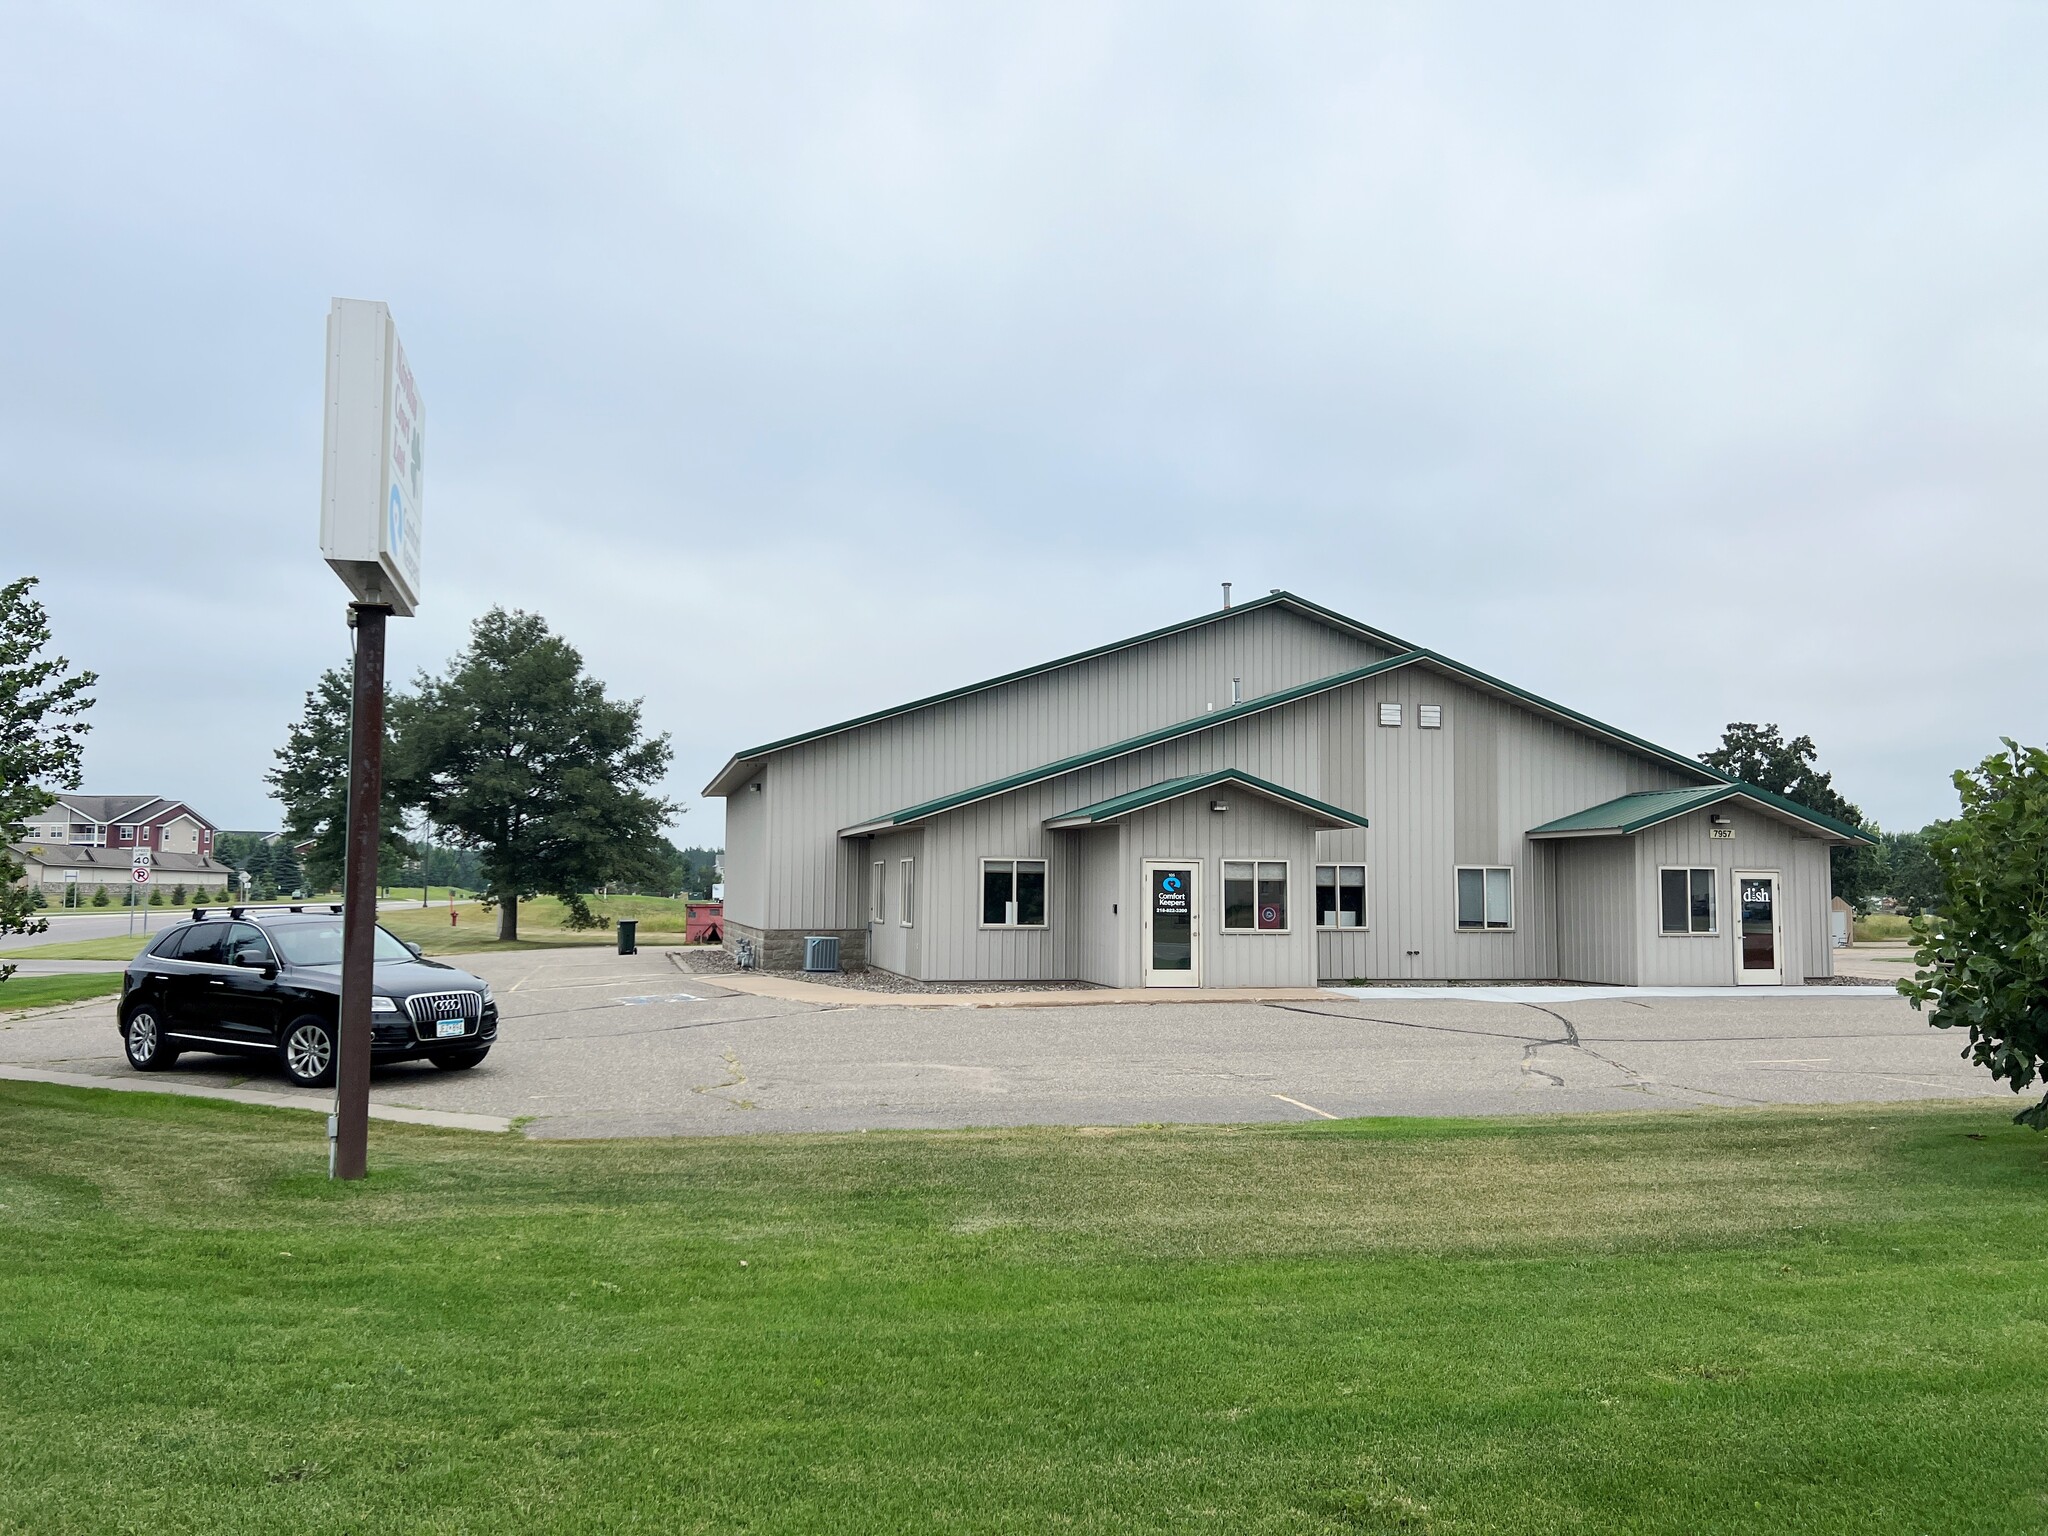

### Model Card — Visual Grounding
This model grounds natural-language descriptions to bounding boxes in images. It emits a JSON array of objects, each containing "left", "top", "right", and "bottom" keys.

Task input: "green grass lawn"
[
  {"left": 4, "top": 933, "right": 153, "bottom": 960},
  {"left": 379, "top": 894, "right": 699, "bottom": 955},
  {"left": 1854, "top": 914, "right": 1919, "bottom": 941},
  {"left": 0, "top": 972, "right": 124, "bottom": 1010},
  {"left": 9, "top": 895, "right": 711, "bottom": 963},
  {"left": 4, "top": 1086, "right": 2046, "bottom": 1532}
]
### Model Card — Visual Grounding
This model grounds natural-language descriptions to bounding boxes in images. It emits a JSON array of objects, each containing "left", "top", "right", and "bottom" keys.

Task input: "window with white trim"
[
  {"left": 1315, "top": 864, "right": 1367, "bottom": 928},
  {"left": 871, "top": 861, "right": 886, "bottom": 924},
  {"left": 900, "top": 859, "right": 916, "bottom": 928},
  {"left": 981, "top": 859, "right": 1046, "bottom": 927},
  {"left": 1456, "top": 866, "right": 1513, "bottom": 930},
  {"left": 1660, "top": 867, "right": 1717, "bottom": 934},
  {"left": 117, "top": 824, "right": 134, "bottom": 842},
  {"left": 1222, "top": 860, "right": 1289, "bottom": 931}
]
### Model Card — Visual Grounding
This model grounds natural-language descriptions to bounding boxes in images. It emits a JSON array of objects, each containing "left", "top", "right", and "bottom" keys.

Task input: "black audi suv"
[{"left": 118, "top": 906, "right": 498, "bottom": 1086}]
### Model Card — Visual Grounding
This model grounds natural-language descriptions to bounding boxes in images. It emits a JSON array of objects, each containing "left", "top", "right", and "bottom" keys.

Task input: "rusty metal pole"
[{"left": 333, "top": 602, "right": 389, "bottom": 1180}]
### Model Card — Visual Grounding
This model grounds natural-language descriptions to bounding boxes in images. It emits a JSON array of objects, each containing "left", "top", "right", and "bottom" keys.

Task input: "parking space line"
[{"left": 1271, "top": 1092, "right": 1339, "bottom": 1120}]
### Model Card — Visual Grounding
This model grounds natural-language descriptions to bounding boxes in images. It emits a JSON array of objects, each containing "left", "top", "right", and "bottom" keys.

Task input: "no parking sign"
[{"left": 131, "top": 850, "right": 151, "bottom": 885}]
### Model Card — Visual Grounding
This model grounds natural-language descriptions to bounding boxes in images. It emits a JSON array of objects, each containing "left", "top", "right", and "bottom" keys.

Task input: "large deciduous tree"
[
  {"left": 1900, "top": 741, "right": 2048, "bottom": 1128},
  {"left": 389, "top": 608, "right": 675, "bottom": 941},
  {"left": 1702, "top": 722, "right": 1877, "bottom": 907},
  {"left": 266, "top": 666, "right": 412, "bottom": 892},
  {"left": 0, "top": 578, "right": 97, "bottom": 986}
]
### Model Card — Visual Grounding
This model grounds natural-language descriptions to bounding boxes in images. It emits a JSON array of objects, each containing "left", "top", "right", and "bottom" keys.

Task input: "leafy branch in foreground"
[
  {"left": 0, "top": 577, "right": 97, "bottom": 985},
  {"left": 1899, "top": 739, "right": 2048, "bottom": 1128}
]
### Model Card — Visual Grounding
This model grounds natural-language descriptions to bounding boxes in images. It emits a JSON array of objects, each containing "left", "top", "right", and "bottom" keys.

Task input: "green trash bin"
[{"left": 617, "top": 919, "right": 638, "bottom": 955}]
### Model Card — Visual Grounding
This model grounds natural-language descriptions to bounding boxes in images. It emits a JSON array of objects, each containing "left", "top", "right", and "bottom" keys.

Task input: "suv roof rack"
[{"left": 189, "top": 903, "right": 346, "bottom": 921}]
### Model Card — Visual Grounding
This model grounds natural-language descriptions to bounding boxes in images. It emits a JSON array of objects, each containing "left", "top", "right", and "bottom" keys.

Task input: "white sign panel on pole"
[
  {"left": 319, "top": 298, "right": 424, "bottom": 615},
  {"left": 131, "top": 850, "right": 152, "bottom": 886}
]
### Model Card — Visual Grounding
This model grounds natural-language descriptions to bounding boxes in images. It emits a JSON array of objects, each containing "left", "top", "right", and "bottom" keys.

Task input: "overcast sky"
[{"left": 6, "top": 2, "right": 2043, "bottom": 841}]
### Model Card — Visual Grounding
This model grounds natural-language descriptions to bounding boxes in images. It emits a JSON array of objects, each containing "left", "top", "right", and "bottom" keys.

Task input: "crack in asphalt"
[{"left": 1271, "top": 998, "right": 1772, "bottom": 1107}]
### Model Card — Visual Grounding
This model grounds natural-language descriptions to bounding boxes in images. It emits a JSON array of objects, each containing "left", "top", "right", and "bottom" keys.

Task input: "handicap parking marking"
[{"left": 617, "top": 993, "right": 702, "bottom": 1006}]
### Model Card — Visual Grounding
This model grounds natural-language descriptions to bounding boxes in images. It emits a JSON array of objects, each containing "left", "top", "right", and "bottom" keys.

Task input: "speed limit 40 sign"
[{"left": 131, "top": 850, "right": 151, "bottom": 885}]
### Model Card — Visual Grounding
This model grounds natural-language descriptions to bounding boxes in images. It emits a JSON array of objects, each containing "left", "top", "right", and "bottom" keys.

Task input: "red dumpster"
[{"left": 685, "top": 900, "right": 723, "bottom": 945}]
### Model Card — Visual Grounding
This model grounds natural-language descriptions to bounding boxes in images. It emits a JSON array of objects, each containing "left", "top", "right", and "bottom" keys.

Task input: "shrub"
[
  {"left": 91, "top": 885, "right": 109, "bottom": 907},
  {"left": 147, "top": 886, "right": 163, "bottom": 906},
  {"left": 171, "top": 884, "right": 188, "bottom": 905},
  {"left": 1901, "top": 739, "right": 2048, "bottom": 1128}
]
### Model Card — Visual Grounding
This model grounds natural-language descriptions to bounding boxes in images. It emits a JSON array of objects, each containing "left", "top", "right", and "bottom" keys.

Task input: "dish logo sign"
[{"left": 1153, "top": 870, "right": 1190, "bottom": 917}]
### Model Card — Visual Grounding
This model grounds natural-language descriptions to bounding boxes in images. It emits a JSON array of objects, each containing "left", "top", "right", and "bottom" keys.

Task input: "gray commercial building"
[{"left": 706, "top": 592, "right": 1869, "bottom": 988}]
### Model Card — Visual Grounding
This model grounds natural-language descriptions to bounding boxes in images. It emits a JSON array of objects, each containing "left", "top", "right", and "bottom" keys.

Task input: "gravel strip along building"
[{"left": 706, "top": 592, "right": 1870, "bottom": 988}]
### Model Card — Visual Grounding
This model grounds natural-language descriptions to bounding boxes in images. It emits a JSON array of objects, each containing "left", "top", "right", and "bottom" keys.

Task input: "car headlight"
[
  {"left": 480, "top": 982, "right": 493, "bottom": 1004},
  {"left": 370, "top": 995, "right": 401, "bottom": 1014}
]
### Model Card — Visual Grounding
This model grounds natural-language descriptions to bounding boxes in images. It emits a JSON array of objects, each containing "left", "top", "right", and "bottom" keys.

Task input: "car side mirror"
[
  {"left": 236, "top": 954, "right": 276, "bottom": 978},
  {"left": 404, "top": 941, "right": 423, "bottom": 959}
]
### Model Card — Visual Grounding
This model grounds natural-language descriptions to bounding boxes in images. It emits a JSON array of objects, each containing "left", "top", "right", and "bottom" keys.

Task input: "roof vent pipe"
[{"left": 1221, "top": 582, "right": 1232, "bottom": 609}]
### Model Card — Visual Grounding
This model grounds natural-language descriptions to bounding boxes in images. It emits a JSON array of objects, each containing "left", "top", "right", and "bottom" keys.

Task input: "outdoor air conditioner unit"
[{"left": 803, "top": 935, "right": 841, "bottom": 973}]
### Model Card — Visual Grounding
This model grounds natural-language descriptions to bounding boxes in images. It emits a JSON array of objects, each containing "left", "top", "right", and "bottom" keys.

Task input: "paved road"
[
  {"left": 0, "top": 901, "right": 464, "bottom": 961},
  {"left": 0, "top": 947, "right": 2008, "bottom": 1139}
]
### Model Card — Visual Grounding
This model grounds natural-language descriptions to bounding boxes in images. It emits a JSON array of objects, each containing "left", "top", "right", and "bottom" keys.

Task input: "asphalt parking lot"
[{"left": 0, "top": 946, "right": 2011, "bottom": 1138}]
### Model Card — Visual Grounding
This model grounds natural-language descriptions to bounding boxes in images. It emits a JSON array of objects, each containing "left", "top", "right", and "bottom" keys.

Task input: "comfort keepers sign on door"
[{"left": 1153, "top": 869, "right": 1190, "bottom": 916}]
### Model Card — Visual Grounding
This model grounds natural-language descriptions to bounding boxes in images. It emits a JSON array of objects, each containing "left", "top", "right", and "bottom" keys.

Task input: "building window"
[
  {"left": 981, "top": 859, "right": 1047, "bottom": 927},
  {"left": 1315, "top": 864, "right": 1367, "bottom": 928},
  {"left": 1456, "top": 866, "right": 1514, "bottom": 930},
  {"left": 900, "top": 859, "right": 915, "bottom": 928},
  {"left": 117, "top": 825, "right": 134, "bottom": 842},
  {"left": 871, "top": 861, "right": 886, "bottom": 925},
  {"left": 1378, "top": 702, "right": 1402, "bottom": 727},
  {"left": 1660, "top": 867, "right": 1717, "bottom": 934},
  {"left": 1222, "top": 860, "right": 1288, "bottom": 931}
]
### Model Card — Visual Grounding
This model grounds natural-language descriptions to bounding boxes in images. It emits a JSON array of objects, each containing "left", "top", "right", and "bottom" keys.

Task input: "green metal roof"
[
  {"left": 1528, "top": 785, "right": 1874, "bottom": 844},
  {"left": 704, "top": 591, "right": 1412, "bottom": 796},
  {"left": 837, "top": 652, "right": 1419, "bottom": 835},
  {"left": 1043, "top": 770, "right": 1369, "bottom": 830}
]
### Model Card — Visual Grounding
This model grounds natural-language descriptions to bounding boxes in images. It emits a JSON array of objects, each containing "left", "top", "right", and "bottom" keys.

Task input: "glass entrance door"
[
  {"left": 1142, "top": 861, "right": 1200, "bottom": 988},
  {"left": 1736, "top": 872, "right": 1782, "bottom": 985}
]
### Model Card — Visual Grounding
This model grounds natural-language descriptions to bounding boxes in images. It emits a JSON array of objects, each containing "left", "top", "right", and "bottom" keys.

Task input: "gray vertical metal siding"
[
  {"left": 1307, "top": 673, "right": 1688, "bottom": 982},
  {"left": 1118, "top": 796, "right": 1319, "bottom": 988},
  {"left": 756, "top": 605, "right": 1391, "bottom": 930},
  {"left": 874, "top": 662, "right": 1701, "bottom": 985},
  {"left": 721, "top": 779, "right": 767, "bottom": 928},
  {"left": 729, "top": 604, "right": 1848, "bottom": 984},
  {"left": 861, "top": 828, "right": 923, "bottom": 978},
  {"left": 1553, "top": 838, "right": 1638, "bottom": 984},
  {"left": 1069, "top": 826, "right": 1126, "bottom": 987},
  {"left": 1630, "top": 806, "right": 1832, "bottom": 986}
]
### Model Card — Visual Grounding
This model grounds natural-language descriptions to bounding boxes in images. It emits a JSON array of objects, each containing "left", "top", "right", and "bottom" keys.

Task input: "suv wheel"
[
  {"left": 123, "top": 1008, "right": 179, "bottom": 1072},
  {"left": 282, "top": 1017, "right": 337, "bottom": 1088},
  {"left": 429, "top": 1045, "right": 490, "bottom": 1071}
]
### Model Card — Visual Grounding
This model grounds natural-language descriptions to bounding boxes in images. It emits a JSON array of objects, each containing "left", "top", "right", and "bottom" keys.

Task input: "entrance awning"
[
  {"left": 1527, "top": 785, "right": 1873, "bottom": 844},
  {"left": 1042, "top": 770, "right": 1368, "bottom": 831}
]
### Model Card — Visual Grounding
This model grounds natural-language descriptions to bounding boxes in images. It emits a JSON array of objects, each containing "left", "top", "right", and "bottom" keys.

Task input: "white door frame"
[
  {"left": 1140, "top": 858, "right": 1202, "bottom": 988},
  {"left": 1734, "top": 869, "right": 1784, "bottom": 986}
]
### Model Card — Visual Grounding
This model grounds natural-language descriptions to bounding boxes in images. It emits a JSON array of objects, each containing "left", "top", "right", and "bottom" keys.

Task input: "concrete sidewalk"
[
  {"left": 693, "top": 962, "right": 1898, "bottom": 1010},
  {"left": 700, "top": 968, "right": 1337, "bottom": 1009}
]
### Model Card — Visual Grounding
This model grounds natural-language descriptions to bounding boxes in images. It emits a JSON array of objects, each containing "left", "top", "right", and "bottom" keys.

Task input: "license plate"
[{"left": 435, "top": 1019, "right": 466, "bottom": 1039}]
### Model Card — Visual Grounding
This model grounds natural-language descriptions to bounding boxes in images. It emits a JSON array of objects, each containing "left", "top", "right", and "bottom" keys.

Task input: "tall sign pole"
[{"left": 319, "top": 297, "right": 425, "bottom": 1181}]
